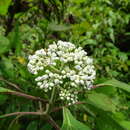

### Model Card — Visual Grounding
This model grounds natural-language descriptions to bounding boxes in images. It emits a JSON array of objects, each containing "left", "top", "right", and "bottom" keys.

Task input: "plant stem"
[
  {"left": 0, "top": 112, "right": 42, "bottom": 118},
  {"left": 45, "top": 86, "right": 56, "bottom": 114},
  {"left": 3, "top": 91, "right": 48, "bottom": 103},
  {"left": 92, "top": 84, "right": 113, "bottom": 89},
  {"left": 51, "top": 101, "right": 85, "bottom": 113},
  {"left": 8, "top": 115, "right": 22, "bottom": 129},
  {"left": 0, "top": 77, "right": 23, "bottom": 91},
  {"left": 46, "top": 115, "right": 60, "bottom": 130},
  {"left": 49, "top": 66, "right": 61, "bottom": 74}
]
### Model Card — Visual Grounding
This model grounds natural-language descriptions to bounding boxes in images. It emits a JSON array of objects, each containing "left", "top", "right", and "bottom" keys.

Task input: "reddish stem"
[
  {"left": 51, "top": 101, "right": 85, "bottom": 113},
  {"left": 0, "top": 112, "right": 42, "bottom": 118},
  {"left": 4, "top": 91, "right": 48, "bottom": 103}
]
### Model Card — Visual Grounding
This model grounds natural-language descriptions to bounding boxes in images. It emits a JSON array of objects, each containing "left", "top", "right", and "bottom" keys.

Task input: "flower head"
[{"left": 27, "top": 40, "right": 96, "bottom": 104}]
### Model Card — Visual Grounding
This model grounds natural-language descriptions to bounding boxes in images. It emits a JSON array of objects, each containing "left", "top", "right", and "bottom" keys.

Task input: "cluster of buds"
[{"left": 27, "top": 41, "right": 96, "bottom": 104}]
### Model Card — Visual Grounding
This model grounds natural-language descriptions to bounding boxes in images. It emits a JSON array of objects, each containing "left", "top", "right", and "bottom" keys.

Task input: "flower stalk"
[{"left": 45, "top": 86, "right": 56, "bottom": 114}]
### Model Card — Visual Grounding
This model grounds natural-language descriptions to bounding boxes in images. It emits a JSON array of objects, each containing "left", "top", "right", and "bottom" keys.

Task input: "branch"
[
  {"left": 8, "top": 115, "right": 22, "bottom": 129},
  {"left": 3, "top": 91, "right": 48, "bottom": 103},
  {"left": 46, "top": 115, "right": 60, "bottom": 130},
  {"left": 1, "top": 112, "right": 60, "bottom": 130},
  {"left": 0, "top": 112, "right": 42, "bottom": 118},
  {"left": 45, "top": 85, "right": 56, "bottom": 114},
  {"left": 91, "top": 84, "right": 112, "bottom": 89},
  {"left": 0, "top": 77, "right": 23, "bottom": 92},
  {"left": 51, "top": 101, "right": 85, "bottom": 113},
  {"left": 78, "top": 84, "right": 113, "bottom": 93}
]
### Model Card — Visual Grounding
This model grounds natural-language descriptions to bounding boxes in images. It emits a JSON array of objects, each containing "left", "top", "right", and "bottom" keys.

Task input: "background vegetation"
[{"left": 0, "top": 0, "right": 130, "bottom": 129}]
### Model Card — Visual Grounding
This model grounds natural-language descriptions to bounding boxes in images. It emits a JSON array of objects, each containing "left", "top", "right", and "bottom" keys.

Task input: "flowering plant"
[
  {"left": 27, "top": 40, "right": 96, "bottom": 105},
  {"left": 1, "top": 40, "right": 129, "bottom": 130}
]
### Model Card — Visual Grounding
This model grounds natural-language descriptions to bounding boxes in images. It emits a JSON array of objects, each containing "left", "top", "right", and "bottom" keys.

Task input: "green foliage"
[
  {"left": 99, "top": 79, "right": 130, "bottom": 92},
  {"left": 27, "top": 121, "right": 38, "bottom": 130},
  {"left": 86, "top": 92, "right": 117, "bottom": 113},
  {"left": 0, "top": 0, "right": 130, "bottom": 129},
  {"left": 0, "top": 0, "right": 12, "bottom": 15},
  {"left": 0, "top": 87, "right": 13, "bottom": 92},
  {"left": 62, "top": 108, "right": 91, "bottom": 130},
  {"left": 0, "top": 36, "right": 10, "bottom": 55},
  {"left": 0, "top": 95, "right": 8, "bottom": 105}
]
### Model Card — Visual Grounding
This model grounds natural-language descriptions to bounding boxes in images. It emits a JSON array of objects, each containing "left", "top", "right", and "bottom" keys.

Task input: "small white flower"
[
  {"left": 67, "top": 97, "right": 70, "bottom": 100},
  {"left": 37, "top": 82, "right": 42, "bottom": 86},
  {"left": 70, "top": 76, "right": 75, "bottom": 81},
  {"left": 71, "top": 82, "right": 76, "bottom": 87},
  {"left": 75, "top": 65, "right": 82, "bottom": 70},
  {"left": 35, "top": 76, "right": 41, "bottom": 81},
  {"left": 60, "top": 97, "right": 64, "bottom": 100},
  {"left": 54, "top": 79, "right": 60, "bottom": 84},
  {"left": 60, "top": 81, "right": 63, "bottom": 84},
  {"left": 40, "top": 85, "right": 44, "bottom": 89},
  {"left": 49, "top": 72, "right": 53, "bottom": 77},
  {"left": 45, "top": 70, "right": 50, "bottom": 73},
  {"left": 75, "top": 79, "right": 80, "bottom": 84},
  {"left": 33, "top": 71, "right": 37, "bottom": 75},
  {"left": 42, "top": 75, "right": 48, "bottom": 80},
  {"left": 44, "top": 83, "right": 49, "bottom": 88},
  {"left": 61, "top": 70, "right": 66, "bottom": 74},
  {"left": 44, "top": 89, "right": 48, "bottom": 92},
  {"left": 39, "top": 66, "right": 44, "bottom": 70},
  {"left": 50, "top": 83, "right": 54, "bottom": 87},
  {"left": 80, "top": 80, "right": 84, "bottom": 85}
]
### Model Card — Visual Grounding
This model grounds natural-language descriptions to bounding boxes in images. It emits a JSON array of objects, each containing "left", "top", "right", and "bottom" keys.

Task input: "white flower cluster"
[{"left": 27, "top": 40, "right": 96, "bottom": 104}]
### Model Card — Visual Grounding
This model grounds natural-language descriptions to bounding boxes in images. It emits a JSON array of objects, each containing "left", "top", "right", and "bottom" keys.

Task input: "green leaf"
[
  {"left": 118, "top": 52, "right": 128, "bottom": 61},
  {"left": 0, "top": 0, "right": 12, "bottom": 15},
  {"left": 71, "top": 0, "right": 86, "bottom": 4},
  {"left": 119, "top": 121, "right": 130, "bottom": 130},
  {"left": 0, "top": 57, "right": 15, "bottom": 78},
  {"left": 81, "top": 39, "right": 97, "bottom": 47},
  {"left": 8, "top": 121, "right": 21, "bottom": 130},
  {"left": 0, "top": 95, "right": 8, "bottom": 105},
  {"left": 0, "top": 36, "right": 10, "bottom": 55},
  {"left": 40, "top": 123, "right": 52, "bottom": 130},
  {"left": 0, "top": 87, "right": 13, "bottom": 92},
  {"left": 61, "top": 107, "right": 91, "bottom": 130},
  {"left": 111, "top": 113, "right": 130, "bottom": 130},
  {"left": 107, "top": 28, "right": 115, "bottom": 43},
  {"left": 8, "top": 23, "right": 22, "bottom": 55},
  {"left": 48, "top": 23, "right": 71, "bottom": 31},
  {"left": 95, "top": 113, "right": 124, "bottom": 130},
  {"left": 0, "top": 89, "right": 10, "bottom": 107},
  {"left": 27, "top": 121, "right": 38, "bottom": 130},
  {"left": 95, "top": 86, "right": 117, "bottom": 96},
  {"left": 99, "top": 79, "right": 130, "bottom": 93},
  {"left": 86, "top": 92, "right": 116, "bottom": 113}
]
